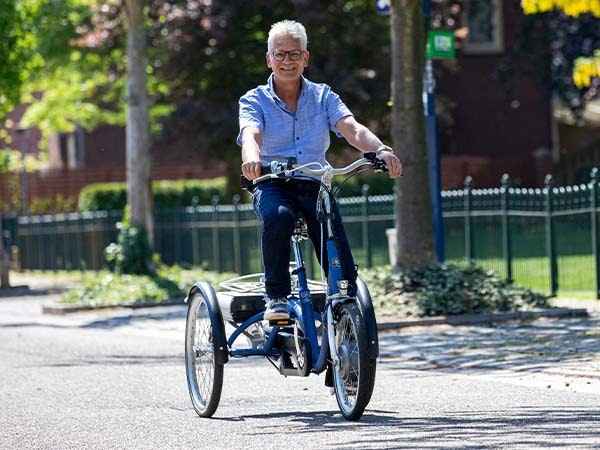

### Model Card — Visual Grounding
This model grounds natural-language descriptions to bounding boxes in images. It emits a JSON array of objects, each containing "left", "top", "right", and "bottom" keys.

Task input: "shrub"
[
  {"left": 361, "top": 263, "right": 549, "bottom": 317},
  {"left": 78, "top": 182, "right": 127, "bottom": 211},
  {"left": 333, "top": 173, "right": 394, "bottom": 197},
  {"left": 78, "top": 177, "right": 229, "bottom": 211},
  {"left": 105, "top": 223, "right": 154, "bottom": 275}
]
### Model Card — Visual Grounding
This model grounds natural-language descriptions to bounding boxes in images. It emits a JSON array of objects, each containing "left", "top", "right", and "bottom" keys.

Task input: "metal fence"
[
  {"left": 11, "top": 171, "right": 600, "bottom": 296},
  {"left": 443, "top": 172, "right": 600, "bottom": 296},
  {"left": 14, "top": 191, "right": 395, "bottom": 280}
]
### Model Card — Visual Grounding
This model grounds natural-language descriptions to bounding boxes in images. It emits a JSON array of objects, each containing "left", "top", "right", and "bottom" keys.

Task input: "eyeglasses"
[{"left": 271, "top": 50, "right": 304, "bottom": 61}]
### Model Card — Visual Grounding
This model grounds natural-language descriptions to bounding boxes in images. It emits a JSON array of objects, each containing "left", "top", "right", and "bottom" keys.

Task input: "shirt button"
[
  {"left": 296, "top": 137, "right": 300, "bottom": 140},
  {"left": 299, "top": 151, "right": 303, "bottom": 154}
]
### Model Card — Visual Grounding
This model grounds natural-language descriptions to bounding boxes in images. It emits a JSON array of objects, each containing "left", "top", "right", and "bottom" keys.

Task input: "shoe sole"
[{"left": 264, "top": 312, "right": 289, "bottom": 321}]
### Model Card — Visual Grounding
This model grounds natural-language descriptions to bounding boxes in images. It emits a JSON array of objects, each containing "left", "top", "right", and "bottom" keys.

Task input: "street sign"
[
  {"left": 376, "top": 0, "right": 390, "bottom": 14},
  {"left": 426, "top": 30, "right": 455, "bottom": 59}
]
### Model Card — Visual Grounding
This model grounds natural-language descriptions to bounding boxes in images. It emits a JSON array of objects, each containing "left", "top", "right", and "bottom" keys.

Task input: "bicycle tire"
[
  {"left": 332, "top": 302, "right": 374, "bottom": 421},
  {"left": 356, "top": 279, "right": 378, "bottom": 403},
  {"left": 185, "top": 291, "right": 225, "bottom": 418}
]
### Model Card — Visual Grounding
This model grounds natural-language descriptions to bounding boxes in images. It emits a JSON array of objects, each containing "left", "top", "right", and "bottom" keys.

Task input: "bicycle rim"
[
  {"left": 332, "top": 302, "right": 371, "bottom": 421},
  {"left": 185, "top": 292, "right": 223, "bottom": 417}
]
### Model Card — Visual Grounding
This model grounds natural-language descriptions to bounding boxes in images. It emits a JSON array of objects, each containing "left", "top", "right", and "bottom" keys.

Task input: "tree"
[
  {"left": 390, "top": 0, "right": 435, "bottom": 269},
  {"left": 124, "top": 0, "right": 153, "bottom": 244}
]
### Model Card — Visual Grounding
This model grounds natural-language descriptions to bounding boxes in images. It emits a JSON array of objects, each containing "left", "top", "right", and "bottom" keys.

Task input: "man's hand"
[
  {"left": 377, "top": 150, "right": 402, "bottom": 179},
  {"left": 242, "top": 160, "right": 262, "bottom": 180}
]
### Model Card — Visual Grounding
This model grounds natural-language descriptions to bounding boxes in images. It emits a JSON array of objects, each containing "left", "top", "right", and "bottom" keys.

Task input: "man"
[{"left": 238, "top": 20, "right": 402, "bottom": 320}]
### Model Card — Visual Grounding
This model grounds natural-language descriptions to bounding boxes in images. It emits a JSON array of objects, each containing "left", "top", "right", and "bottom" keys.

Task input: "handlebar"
[{"left": 241, "top": 152, "right": 388, "bottom": 190}]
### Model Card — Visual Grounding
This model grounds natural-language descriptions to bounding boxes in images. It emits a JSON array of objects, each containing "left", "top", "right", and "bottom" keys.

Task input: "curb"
[
  {"left": 43, "top": 298, "right": 589, "bottom": 331},
  {"left": 42, "top": 299, "right": 185, "bottom": 315},
  {"left": 376, "top": 307, "right": 589, "bottom": 330}
]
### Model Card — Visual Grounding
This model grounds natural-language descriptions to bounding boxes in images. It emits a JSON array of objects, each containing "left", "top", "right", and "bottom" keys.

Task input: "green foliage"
[
  {"left": 361, "top": 263, "right": 549, "bottom": 317},
  {"left": 151, "top": 178, "right": 229, "bottom": 209},
  {"left": 105, "top": 222, "right": 154, "bottom": 275},
  {"left": 78, "top": 177, "right": 229, "bottom": 211},
  {"left": 0, "top": 0, "right": 39, "bottom": 119},
  {"left": 29, "top": 194, "right": 76, "bottom": 214},
  {"left": 0, "top": 149, "right": 42, "bottom": 172},
  {"left": 78, "top": 182, "right": 127, "bottom": 211},
  {"left": 60, "top": 265, "right": 237, "bottom": 307},
  {"left": 334, "top": 173, "right": 394, "bottom": 197}
]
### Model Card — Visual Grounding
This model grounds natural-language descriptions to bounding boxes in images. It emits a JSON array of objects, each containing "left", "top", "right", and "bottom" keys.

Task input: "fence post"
[
  {"left": 232, "top": 194, "right": 242, "bottom": 274},
  {"left": 464, "top": 176, "right": 474, "bottom": 265},
  {"left": 191, "top": 198, "right": 199, "bottom": 266},
  {"left": 211, "top": 195, "right": 221, "bottom": 271},
  {"left": 545, "top": 175, "right": 558, "bottom": 296},
  {"left": 361, "top": 184, "right": 371, "bottom": 268},
  {"left": 501, "top": 174, "right": 513, "bottom": 282},
  {"left": 591, "top": 168, "right": 600, "bottom": 299}
]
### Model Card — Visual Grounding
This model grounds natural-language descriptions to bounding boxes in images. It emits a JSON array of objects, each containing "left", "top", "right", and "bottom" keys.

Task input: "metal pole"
[
  {"left": 464, "top": 176, "right": 473, "bottom": 265},
  {"left": 361, "top": 184, "right": 371, "bottom": 268},
  {"left": 232, "top": 194, "right": 241, "bottom": 274},
  {"left": 545, "top": 175, "right": 558, "bottom": 296},
  {"left": 422, "top": 0, "right": 445, "bottom": 262},
  {"left": 591, "top": 168, "right": 600, "bottom": 299},
  {"left": 501, "top": 174, "right": 512, "bottom": 282},
  {"left": 212, "top": 195, "right": 220, "bottom": 272},
  {"left": 16, "top": 125, "right": 29, "bottom": 216}
]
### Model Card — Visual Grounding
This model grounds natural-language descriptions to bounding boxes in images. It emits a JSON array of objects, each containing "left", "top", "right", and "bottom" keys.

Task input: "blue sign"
[{"left": 376, "top": 0, "right": 390, "bottom": 14}]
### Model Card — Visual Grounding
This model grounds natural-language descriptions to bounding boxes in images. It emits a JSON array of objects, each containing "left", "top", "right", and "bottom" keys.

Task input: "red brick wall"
[{"left": 0, "top": 161, "right": 228, "bottom": 213}]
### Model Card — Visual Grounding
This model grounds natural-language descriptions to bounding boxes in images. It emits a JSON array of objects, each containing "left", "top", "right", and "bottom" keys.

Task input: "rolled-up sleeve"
[
  {"left": 237, "top": 94, "right": 264, "bottom": 146},
  {"left": 324, "top": 86, "right": 353, "bottom": 138}
]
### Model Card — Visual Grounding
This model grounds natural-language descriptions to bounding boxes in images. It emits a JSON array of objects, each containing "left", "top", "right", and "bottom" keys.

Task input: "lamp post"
[{"left": 15, "top": 124, "right": 29, "bottom": 216}]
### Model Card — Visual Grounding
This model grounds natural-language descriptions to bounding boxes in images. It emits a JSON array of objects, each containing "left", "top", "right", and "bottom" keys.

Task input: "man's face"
[{"left": 266, "top": 36, "right": 309, "bottom": 82}]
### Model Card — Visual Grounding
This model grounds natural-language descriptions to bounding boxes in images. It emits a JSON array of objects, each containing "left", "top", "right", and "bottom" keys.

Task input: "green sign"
[{"left": 426, "top": 30, "right": 455, "bottom": 59}]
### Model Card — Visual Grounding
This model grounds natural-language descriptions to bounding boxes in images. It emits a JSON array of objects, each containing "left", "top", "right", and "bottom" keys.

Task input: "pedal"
[
  {"left": 324, "top": 364, "right": 333, "bottom": 387},
  {"left": 269, "top": 318, "right": 294, "bottom": 327}
]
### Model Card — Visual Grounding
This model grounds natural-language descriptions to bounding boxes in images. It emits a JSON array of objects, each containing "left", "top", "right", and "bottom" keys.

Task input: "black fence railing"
[{"left": 11, "top": 171, "right": 600, "bottom": 297}]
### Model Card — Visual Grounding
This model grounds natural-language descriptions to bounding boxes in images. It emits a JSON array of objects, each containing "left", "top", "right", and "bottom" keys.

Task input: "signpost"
[{"left": 376, "top": 0, "right": 390, "bottom": 15}]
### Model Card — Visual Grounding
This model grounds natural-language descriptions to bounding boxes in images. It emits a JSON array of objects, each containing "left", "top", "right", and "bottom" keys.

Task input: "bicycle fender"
[
  {"left": 356, "top": 278, "right": 379, "bottom": 358},
  {"left": 187, "top": 281, "right": 229, "bottom": 365}
]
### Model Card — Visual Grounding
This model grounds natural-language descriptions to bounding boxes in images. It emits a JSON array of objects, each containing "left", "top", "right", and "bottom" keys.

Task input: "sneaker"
[{"left": 264, "top": 297, "right": 289, "bottom": 321}]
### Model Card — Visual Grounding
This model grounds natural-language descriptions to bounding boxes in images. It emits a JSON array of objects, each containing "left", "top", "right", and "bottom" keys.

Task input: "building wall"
[{"left": 436, "top": 0, "right": 552, "bottom": 187}]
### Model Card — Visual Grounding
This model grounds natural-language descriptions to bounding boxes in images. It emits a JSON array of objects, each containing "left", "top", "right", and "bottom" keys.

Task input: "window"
[
  {"left": 58, "top": 126, "right": 85, "bottom": 168},
  {"left": 463, "top": 0, "right": 504, "bottom": 54}
]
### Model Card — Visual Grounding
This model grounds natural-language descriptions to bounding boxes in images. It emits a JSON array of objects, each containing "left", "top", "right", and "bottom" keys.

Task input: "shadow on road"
[{"left": 211, "top": 406, "right": 600, "bottom": 448}]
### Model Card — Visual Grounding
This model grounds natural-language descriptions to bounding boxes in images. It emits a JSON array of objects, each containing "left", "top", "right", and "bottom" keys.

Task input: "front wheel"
[
  {"left": 185, "top": 290, "right": 225, "bottom": 417},
  {"left": 332, "top": 302, "right": 375, "bottom": 421}
]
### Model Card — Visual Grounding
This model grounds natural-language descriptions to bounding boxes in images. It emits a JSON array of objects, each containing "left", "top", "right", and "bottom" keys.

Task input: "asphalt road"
[{"left": 1, "top": 295, "right": 599, "bottom": 449}]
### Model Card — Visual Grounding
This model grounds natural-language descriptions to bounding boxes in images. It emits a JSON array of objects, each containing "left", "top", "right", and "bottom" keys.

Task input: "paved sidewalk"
[{"left": 379, "top": 308, "right": 600, "bottom": 382}]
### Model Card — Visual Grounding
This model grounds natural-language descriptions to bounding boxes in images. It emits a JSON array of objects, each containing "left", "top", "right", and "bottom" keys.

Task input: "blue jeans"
[{"left": 252, "top": 179, "right": 357, "bottom": 299}]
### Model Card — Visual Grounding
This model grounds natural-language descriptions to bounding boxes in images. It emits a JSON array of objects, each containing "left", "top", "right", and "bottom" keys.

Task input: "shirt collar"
[{"left": 267, "top": 74, "right": 308, "bottom": 104}]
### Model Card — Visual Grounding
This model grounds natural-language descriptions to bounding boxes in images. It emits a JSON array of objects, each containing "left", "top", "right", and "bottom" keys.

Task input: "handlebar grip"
[
  {"left": 240, "top": 164, "right": 276, "bottom": 191},
  {"left": 363, "top": 152, "right": 388, "bottom": 172}
]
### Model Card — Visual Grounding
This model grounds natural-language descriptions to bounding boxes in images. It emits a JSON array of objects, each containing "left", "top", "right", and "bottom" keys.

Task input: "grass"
[{"left": 447, "top": 254, "right": 598, "bottom": 295}]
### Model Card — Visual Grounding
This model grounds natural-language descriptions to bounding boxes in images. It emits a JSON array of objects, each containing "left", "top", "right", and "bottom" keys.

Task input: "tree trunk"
[
  {"left": 390, "top": 0, "right": 435, "bottom": 270},
  {"left": 124, "top": 0, "right": 153, "bottom": 244}
]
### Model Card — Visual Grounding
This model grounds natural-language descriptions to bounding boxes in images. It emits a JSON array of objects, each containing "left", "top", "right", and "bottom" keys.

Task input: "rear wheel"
[
  {"left": 185, "top": 291, "right": 224, "bottom": 417},
  {"left": 332, "top": 302, "right": 374, "bottom": 421}
]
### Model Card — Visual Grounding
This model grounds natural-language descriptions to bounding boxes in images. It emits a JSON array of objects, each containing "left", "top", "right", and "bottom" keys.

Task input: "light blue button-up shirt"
[{"left": 237, "top": 74, "right": 353, "bottom": 169}]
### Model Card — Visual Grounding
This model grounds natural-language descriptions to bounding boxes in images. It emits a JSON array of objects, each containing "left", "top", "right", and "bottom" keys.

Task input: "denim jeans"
[{"left": 252, "top": 179, "right": 357, "bottom": 299}]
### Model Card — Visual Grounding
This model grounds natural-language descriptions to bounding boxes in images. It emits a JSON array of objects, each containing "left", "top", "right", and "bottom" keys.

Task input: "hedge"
[{"left": 78, "top": 177, "right": 229, "bottom": 211}]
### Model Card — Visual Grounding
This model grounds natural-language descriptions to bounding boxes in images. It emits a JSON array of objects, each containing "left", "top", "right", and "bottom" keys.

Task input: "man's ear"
[{"left": 266, "top": 52, "right": 271, "bottom": 68}]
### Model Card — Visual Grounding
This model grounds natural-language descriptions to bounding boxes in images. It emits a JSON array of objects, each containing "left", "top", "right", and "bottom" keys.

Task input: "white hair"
[{"left": 267, "top": 20, "right": 308, "bottom": 52}]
